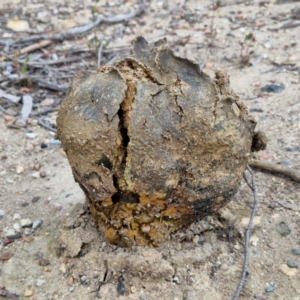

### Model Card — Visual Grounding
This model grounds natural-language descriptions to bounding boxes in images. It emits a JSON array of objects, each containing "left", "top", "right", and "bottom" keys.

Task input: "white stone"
[
  {"left": 250, "top": 235, "right": 259, "bottom": 246},
  {"left": 16, "top": 165, "right": 24, "bottom": 174},
  {"left": 20, "top": 219, "right": 33, "bottom": 227},
  {"left": 36, "top": 279, "right": 46, "bottom": 287},
  {"left": 32, "top": 172, "right": 40, "bottom": 178},
  {"left": 13, "top": 223, "right": 21, "bottom": 232},
  {"left": 13, "top": 213, "right": 21, "bottom": 220},
  {"left": 279, "top": 264, "right": 297, "bottom": 276}
]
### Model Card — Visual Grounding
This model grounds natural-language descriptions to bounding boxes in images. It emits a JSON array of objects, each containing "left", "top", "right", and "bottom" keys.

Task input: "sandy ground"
[{"left": 0, "top": 0, "right": 300, "bottom": 299}]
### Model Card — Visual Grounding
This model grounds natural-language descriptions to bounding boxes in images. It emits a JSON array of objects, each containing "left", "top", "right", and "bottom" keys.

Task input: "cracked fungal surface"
[{"left": 56, "top": 36, "right": 257, "bottom": 247}]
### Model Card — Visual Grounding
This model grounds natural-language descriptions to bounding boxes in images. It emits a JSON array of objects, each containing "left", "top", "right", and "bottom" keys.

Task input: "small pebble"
[
  {"left": 279, "top": 264, "right": 297, "bottom": 276},
  {"left": 13, "top": 223, "right": 21, "bottom": 232},
  {"left": 13, "top": 213, "right": 21, "bottom": 220},
  {"left": 0, "top": 210, "right": 6, "bottom": 218},
  {"left": 24, "top": 228, "right": 33, "bottom": 235},
  {"left": 268, "top": 242, "right": 277, "bottom": 249},
  {"left": 234, "top": 244, "right": 241, "bottom": 250},
  {"left": 175, "top": 243, "right": 182, "bottom": 251},
  {"left": 32, "top": 172, "right": 40, "bottom": 178},
  {"left": 5, "top": 228, "right": 16, "bottom": 236},
  {"left": 130, "top": 286, "right": 136, "bottom": 293},
  {"left": 23, "top": 236, "right": 34, "bottom": 243},
  {"left": 6, "top": 233, "right": 22, "bottom": 240},
  {"left": 249, "top": 107, "right": 264, "bottom": 113},
  {"left": 67, "top": 276, "right": 74, "bottom": 286},
  {"left": 3, "top": 238, "right": 14, "bottom": 246},
  {"left": 39, "top": 259, "right": 50, "bottom": 266},
  {"left": 70, "top": 287, "right": 74, "bottom": 292},
  {"left": 193, "top": 235, "right": 200, "bottom": 244},
  {"left": 50, "top": 139, "right": 61, "bottom": 146},
  {"left": 20, "top": 219, "right": 33, "bottom": 228},
  {"left": 64, "top": 193, "right": 73, "bottom": 198},
  {"left": 250, "top": 235, "right": 259, "bottom": 246},
  {"left": 31, "top": 196, "right": 40, "bottom": 203},
  {"left": 276, "top": 222, "right": 291, "bottom": 237},
  {"left": 60, "top": 263, "right": 67, "bottom": 274},
  {"left": 53, "top": 203, "right": 62, "bottom": 210},
  {"left": 33, "top": 163, "right": 41, "bottom": 171},
  {"left": 40, "top": 142, "right": 48, "bottom": 149},
  {"left": 26, "top": 132, "right": 38, "bottom": 139},
  {"left": 16, "top": 165, "right": 24, "bottom": 174},
  {"left": 265, "top": 286, "right": 275, "bottom": 293},
  {"left": 0, "top": 170, "right": 6, "bottom": 176},
  {"left": 287, "top": 260, "right": 299, "bottom": 268},
  {"left": 261, "top": 84, "right": 285, "bottom": 93},
  {"left": 36, "top": 279, "right": 46, "bottom": 287},
  {"left": 117, "top": 276, "right": 125, "bottom": 295},
  {"left": 292, "top": 249, "right": 300, "bottom": 256},
  {"left": 32, "top": 220, "right": 43, "bottom": 229},
  {"left": 0, "top": 252, "right": 13, "bottom": 261},
  {"left": 80, "top": 275, "right": 87, "bottom": 284},
  {"left": 21, "top": 202, "right": 29, "bottom": 207},
  {"left": 39, "top": 169, "right": 47, "bottom": 178},
  {"left": 24, "top": 289, "right": 34, "bottom": 297},
  {"left": 6, "top": 178, "right": 15, "bottom": 183}
]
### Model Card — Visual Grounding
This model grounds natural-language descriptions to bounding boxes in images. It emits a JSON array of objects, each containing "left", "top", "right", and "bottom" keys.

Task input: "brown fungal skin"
[{"left": 56, "top": 37, "right": 257, "bottom": 247}]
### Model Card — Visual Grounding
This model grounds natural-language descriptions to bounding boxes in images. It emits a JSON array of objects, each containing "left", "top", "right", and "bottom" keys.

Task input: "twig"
[
  {"left": 233, "top": 166, "right": 258, "bottom": 300},
  {"left": 0, "top": 89, "right": 21, "bottom": 103},
  {"left": 38, "top": 117, "right": 57, "bottom": 132},
  {"left": 14, "top": 94, "right": 33, "bottom": 127},
  {"left": 30, "top": 108, "right": 59, "bottom": 117},
  {"left": 0, "top": 105, "right": 18, "bottom": 116},
  {"left": 23, "top": 55, "right": 90, "bottom": 67},
  {"left": 18, "top": 2, "right": 145, "bottom": 43},
  {"left": 89, "top": 268, "right": 113, "bottom": 298},
  {"left": 34, "top": 79, "right": 68, "bottom": 93},
  {"left": 268, "top": 20, "right": 300, "bottom": 32},
  {"left": 11, "top": 40, "right": 53, "bottom": 57},
  {"left": 249, "top": 159, "right": 300, "bottom": 183},
  {"left": 97, "top": 40, "right": 104, "bottom": 68},
  {"left": 276, "top": 200, "right": 300, "bottom": 211}
]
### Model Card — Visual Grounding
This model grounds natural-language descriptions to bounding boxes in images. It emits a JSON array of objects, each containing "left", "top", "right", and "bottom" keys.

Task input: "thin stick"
[
  {"left": 268, "top": 20, "right": 300, "bottom": 32},
  {"left": 249, "top": 159, "right": 300, "bottom": 183},
  {"left": 11, "top": 40, "right": 53, "bottom": 57},
  {"left": 233, "top": 166, "right": 258, "bottom": 300},
  {"left": 0, "top": 105, "right": 18, "bottom": 116},
  {"left": 34, "top": 79, "right": 68, "bottom": 93},
  {"left": 23, "top": 55, "right": 91, "bottom": 66},
  {"left": 38, "top": 117, "right": 57, "bottom": 132},
  {"left": 30, "top": 108, "right": 59, "bottom": 117},
  {"left": 15, "top": 94, "right": 33, "bottom": 127},
  {"left": 18, "top": 2, "right": 145, "bottom": 43}
]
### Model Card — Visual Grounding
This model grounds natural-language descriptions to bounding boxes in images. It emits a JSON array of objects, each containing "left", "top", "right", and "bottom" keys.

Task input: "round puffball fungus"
[{"left": 56, "top": 37, "right": 264, "bottom": 247}]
